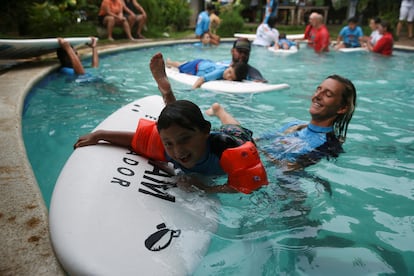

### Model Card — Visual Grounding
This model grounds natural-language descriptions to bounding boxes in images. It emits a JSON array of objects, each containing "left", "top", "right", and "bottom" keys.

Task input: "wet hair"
[
  {"left": 157, "top": 100, "right": 211, "bottom": 133},
  {"left": 326, "top": 75, "right": 357, "bottom": 143},
  {"left": 232, "top": 62, "right": 249, "bottom": 81},
  {"left": 56, "top": 46, "right": 74, "bottom": 68},
  {"left": 279, "top": 33, "right": 287, "bottom": 39},
  {"left": 267, "top": 16, "right": 277, "bottom": 29}
]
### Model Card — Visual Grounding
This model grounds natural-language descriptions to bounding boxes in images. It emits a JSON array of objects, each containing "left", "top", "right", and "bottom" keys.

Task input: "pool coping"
[{"left": 0, "top": 38, "right": 413, "bottom": 275}]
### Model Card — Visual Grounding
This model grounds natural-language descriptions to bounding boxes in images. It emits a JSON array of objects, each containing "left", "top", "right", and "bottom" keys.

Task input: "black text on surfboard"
[{"left": 111, "top": 151, "right": 176, "bottom": 202}]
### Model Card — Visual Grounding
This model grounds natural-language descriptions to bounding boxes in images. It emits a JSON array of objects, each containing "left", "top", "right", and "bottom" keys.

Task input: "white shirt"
[
  {"left": 253, "top": 23, "right": 279, "bottom": 47},
  {"left": 370, "top": 30, "right": 382, "bottom": 45}
]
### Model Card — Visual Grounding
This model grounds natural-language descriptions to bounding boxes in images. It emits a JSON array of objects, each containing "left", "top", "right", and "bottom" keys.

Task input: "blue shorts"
[{"left": 178, "top": 59, "right": 203, "bottom": 75}]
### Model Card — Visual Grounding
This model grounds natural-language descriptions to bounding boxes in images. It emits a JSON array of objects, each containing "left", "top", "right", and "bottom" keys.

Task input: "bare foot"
[
  {"left": 205, "top": 103, "right": 222, "bottom": 117},
  {"left": 149, "top": 52, "right": 176, "bottom": 104},
  {"left": 206, "top": 102, "right": 240, "bottom": 125}
]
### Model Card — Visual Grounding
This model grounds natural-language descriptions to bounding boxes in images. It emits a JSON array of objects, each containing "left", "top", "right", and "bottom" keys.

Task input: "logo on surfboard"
[{"left": 145, "top": 223, "right": 181, "bottom": 251}]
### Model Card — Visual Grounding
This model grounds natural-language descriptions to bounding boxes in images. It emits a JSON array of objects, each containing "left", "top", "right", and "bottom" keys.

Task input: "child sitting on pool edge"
[
  {"left": 74, "top": 52, "right": 268, "bottom": 194},
  {"left": 166, "top": 57, "right": 249, "bottom": 89}
]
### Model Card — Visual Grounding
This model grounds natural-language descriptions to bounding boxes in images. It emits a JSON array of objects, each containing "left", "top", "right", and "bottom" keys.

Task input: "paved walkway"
[{"left": 0, "top": 37, "right": 412, "bottom": 275}]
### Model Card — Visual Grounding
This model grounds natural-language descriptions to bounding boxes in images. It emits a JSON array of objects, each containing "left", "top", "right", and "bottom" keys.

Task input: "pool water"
[{"left": 23, "top": 42, "right": 414, "bottom": 275}]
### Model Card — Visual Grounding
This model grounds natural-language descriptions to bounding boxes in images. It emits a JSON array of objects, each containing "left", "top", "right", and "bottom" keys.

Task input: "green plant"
[
  {"left": 217, "top": 4, "right": 245, "bottom": 37},
  {"left": 27, "top": 1, "right": 78, "bottom": 36},
  {"left": 138, "top": 0, "right": 191, "bottom": 33}
]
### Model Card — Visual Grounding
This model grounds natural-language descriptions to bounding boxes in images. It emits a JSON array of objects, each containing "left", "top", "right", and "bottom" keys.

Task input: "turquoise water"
[{"left": 23, "top": 43, "right": 414, "bottom": 274}]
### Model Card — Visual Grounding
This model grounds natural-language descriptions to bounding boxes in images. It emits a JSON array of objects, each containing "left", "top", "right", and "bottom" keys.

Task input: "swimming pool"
[{"left": 23, "top": 42, "right": 414, "bottom": 274}]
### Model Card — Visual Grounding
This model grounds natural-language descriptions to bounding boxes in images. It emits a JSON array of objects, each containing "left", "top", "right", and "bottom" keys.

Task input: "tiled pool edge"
[{"left": 0, "top": 38, "right": 411, "bottom": 274}]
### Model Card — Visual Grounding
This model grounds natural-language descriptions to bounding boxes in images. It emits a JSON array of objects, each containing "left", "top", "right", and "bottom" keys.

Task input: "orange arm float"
[
  {"left": 220, "top": 141, "right": 268, "bottom": 194},
  {"left": 131, "top": 119, "right": 167, "bottom": 161}
]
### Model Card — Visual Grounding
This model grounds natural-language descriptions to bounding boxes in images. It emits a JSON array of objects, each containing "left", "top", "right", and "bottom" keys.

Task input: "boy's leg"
[
  {"left": 149, "top": 52, "right": 176, "bottom": 105},
  {"left": 166, "top": 58, "right": 182, "bottom": 68},
  {"left": 205, "top": 103, "right": 240, "bottom": 125}
]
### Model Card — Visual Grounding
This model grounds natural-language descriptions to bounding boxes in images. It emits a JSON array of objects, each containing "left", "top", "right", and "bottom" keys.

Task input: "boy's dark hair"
[
  {"left": 347, "top": 16, "right": 358, "bottom": 24},
  {"left": 374, "top": 17, "right": 382, "bottom": 24},
  {"left": 56, "top": 46, "right": 73, "bottom": 68},
  {"left": 232, "top": 62, "right": 249, "bottom": 81},
  {"left": 206, "top": 3, "right": 215, "bottom": 12},
  {"left": 279, "top": 33, "right": 287, "bottom": 39},
  {"left": 157, "top": 100, "right": 211, "bottom": 132}
]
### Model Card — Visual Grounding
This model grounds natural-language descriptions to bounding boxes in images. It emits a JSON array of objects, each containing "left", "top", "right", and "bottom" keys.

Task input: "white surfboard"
[
  {"left": 0, "top": 37, "right": 94, "bottom": 59},
  {"left": 268, "top": 45, "right": 298, "bottom": 55},
  {"left": 49, "top": 95, "right": 220, "bottom": 275},
  {"left": 234, "top": 33, "right": 305, "bottom": 41},
  {"left": 165, "top": 67, "right": 289, "bottom": 94},
  {"left": 338, "top": 47, "right": 368, "bottom": 53}
]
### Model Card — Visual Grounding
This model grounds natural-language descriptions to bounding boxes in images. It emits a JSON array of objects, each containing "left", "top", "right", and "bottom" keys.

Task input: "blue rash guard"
[
  {"left": 60, "top": 67, "right": 100, "bottom": 83},
  {"left": 195, "top": 11, "right": 210, "bottom": 37},
  {"left": 259, "top": 120, "right": 343, "bottom": 166},
  {"left": 178, "top": 59, "right": 227, "bottom": 82},
  {"left": 167, "top": 125, "right": 254, "bottom": 175},
  {"left": 339, "top": 26, "right": 364, "bottom": 47}
]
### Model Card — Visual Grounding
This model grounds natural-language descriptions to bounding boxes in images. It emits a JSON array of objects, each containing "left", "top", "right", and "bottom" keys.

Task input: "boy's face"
[
  {"left": 348, "top": 22, "right": 356, "bottom": 30},
  {"left": 159, "top": 124, "right": 209, "bottom": 169},
  {"left": 223, "top": 67, "right": 237, "bottom": 81},
  {"left": 201, "top": 34, "right": 211, "bottom": 45}
]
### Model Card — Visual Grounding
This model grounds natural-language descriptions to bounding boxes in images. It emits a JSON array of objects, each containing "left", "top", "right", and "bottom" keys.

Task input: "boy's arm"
[
  {"left": 74, "top": 130, "right": 134, "bottom": 149},
  {"left": 58, "top": 37, "right": 85, "bottom": 75},
  {"left": 192, "top": 76, "right": 205, "bottom": 89},
  {"left": 88, "top": 37, "right": 99, "bottom": 68},
  {"left": 176, "top": 175, "right": 238, "bottom": 193}
]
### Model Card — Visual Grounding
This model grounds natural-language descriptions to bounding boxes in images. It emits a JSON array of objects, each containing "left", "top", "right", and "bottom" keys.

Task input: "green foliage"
[
  {"left": 217, "top": 4, "right": 245, "bottom": 37},
  {"left": 27, "top": 1, "right": 77, "bottom": 36},
  {"left": 376, "top": 1, "right": 399, "bottom": 29},
  {"left": 128, "top": 0, "right": 191, "bottom": 33}
]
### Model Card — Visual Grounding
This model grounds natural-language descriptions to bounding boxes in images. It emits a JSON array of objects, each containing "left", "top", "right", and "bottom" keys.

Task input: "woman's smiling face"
[
  {"left": 309, "top": 78, "right": 348, "bottom": 126},
  {"left": 159, "top": 123, "right": 209, "bottom": 169}
]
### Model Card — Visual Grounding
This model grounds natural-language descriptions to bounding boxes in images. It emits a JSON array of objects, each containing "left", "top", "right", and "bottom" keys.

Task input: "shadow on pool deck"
[{"left": 0, "top": 37, "right": 412, "bottom": 275}]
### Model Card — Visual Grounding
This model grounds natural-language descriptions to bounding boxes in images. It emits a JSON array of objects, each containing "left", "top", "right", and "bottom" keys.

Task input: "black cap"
[{"left": 233, "top": 38, "right": 251, "bottom": 52}]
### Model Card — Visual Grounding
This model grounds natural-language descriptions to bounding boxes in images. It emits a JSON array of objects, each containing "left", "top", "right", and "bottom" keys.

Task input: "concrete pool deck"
[{"left": 0, "top": 37, "right": 413, "bottom": 275}]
